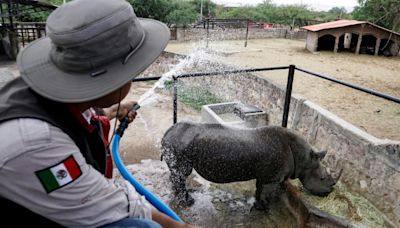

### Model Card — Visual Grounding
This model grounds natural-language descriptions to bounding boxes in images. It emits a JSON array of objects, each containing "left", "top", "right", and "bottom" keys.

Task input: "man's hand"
[{"left": 103, "top": 101, "right": 138, "bottom": 123}]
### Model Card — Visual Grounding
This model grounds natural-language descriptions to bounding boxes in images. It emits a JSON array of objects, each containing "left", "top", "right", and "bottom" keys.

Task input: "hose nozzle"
[{"left": 116, "top": 103, "right": 140, "bottom": 137}]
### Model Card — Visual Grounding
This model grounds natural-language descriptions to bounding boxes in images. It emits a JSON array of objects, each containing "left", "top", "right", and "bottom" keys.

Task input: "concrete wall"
[
  {"left": 175, "top": 27, "right": 307, "bottom": 42},
  {"left": 305, "top": 31, "right": 318, "bottom": 52},
  {"left": 177, "top": 63, "right": 400, "bottom": 225}
]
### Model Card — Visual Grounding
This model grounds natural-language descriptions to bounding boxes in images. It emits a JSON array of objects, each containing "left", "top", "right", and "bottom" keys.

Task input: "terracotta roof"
[
  {"left": 302, "top": 19, "right": 365, "bottom": 32},
  {"left": 302, "top": 19, "right": 400, "bottom": 36}
]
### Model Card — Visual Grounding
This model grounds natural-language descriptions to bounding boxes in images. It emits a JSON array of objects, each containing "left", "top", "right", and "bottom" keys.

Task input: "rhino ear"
[{"left": 311, "top": 150, "right": 327, "bottom": 161}]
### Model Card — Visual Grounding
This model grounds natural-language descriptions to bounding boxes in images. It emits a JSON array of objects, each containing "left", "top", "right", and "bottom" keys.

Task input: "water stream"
[{"left": 137, "top": 47, "right": 217, "bottom": 107}]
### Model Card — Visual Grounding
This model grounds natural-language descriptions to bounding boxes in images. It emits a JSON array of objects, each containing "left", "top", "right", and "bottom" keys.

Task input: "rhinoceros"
[{"left": 161, "top": 121, "right": 340, "bottom": 209}]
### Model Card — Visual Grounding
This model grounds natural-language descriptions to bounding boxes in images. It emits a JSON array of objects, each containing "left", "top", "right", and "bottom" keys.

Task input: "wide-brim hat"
[{"left": 17, "top": 0, "right": 170, "bottom": 103}]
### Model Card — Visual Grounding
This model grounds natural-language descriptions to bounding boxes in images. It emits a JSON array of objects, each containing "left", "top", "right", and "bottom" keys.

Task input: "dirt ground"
[
  {"left": 112, "top": 44, "right": 395, "bottom": 226},
  {"left": 118, "top": 37, "right": 399, "bottom": 164},
  {"left": 166, "top": 38, "right": 400, "bottom": 141}
]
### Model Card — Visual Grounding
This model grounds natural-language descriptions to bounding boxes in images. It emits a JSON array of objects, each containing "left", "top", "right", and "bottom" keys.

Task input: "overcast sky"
[{"left": 211, "top": 0, "right": 359, "bottom": 12}]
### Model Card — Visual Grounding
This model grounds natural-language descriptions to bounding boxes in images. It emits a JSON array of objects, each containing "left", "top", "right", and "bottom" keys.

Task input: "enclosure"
[
  {"left": 0, "top": 33, "right": 398, "bottom": 226},
  {"left": 113, "top": 38, "right": 399, "bottom": 226}
]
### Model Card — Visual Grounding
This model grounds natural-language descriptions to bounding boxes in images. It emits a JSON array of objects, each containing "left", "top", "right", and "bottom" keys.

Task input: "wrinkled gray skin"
[{"left": 161, "top": 121, "right": 338, "bottom": 210}]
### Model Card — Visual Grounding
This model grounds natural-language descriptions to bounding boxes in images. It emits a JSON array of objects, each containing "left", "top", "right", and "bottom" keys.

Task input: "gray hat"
[{"left": 17, "top": 0, "right": 170, "bottom": 102}]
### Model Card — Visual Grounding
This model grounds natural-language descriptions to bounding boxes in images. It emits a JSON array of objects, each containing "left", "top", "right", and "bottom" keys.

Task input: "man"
[{"left": 0, "top": 0, "right": 192, "bottom": 227}]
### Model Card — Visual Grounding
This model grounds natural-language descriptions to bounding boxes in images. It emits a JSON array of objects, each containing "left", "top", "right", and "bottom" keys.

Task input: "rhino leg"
[
  {"left": 169, "top": 167, "right": 194, "bottom": 207},
  {"left": 254, "top": 179, "right": 285, "bottom": 211},
  {"left": 254, "top": 179, "right": 267, "bottom": 210},
  {"left": 163, "top": 148, "right": 194, "bottom": 207}
]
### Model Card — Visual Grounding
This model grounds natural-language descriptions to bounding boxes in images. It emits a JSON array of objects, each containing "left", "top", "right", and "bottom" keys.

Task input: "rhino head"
[{"left": 299, "top": 150, "right": 341, "bottom": 196}]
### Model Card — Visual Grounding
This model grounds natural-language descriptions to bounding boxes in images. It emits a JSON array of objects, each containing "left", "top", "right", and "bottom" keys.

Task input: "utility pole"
[{"left": 200, "top": 0, "right": 203, "bottom": 21}]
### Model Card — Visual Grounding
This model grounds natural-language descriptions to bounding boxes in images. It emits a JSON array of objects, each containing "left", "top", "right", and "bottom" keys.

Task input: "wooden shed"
[{"left": 302, "top": 19, "right": 400, "bottom": 56}]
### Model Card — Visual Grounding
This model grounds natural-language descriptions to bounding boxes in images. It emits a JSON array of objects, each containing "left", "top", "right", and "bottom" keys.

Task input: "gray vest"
[{"left": 0, "top": 77, "right": 108, "bottom": 227}]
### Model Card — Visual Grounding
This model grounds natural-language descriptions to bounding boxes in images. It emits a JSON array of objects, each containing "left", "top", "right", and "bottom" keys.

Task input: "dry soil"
[{"left": 165, "top": 38, "right": 400, "bottom": 141}]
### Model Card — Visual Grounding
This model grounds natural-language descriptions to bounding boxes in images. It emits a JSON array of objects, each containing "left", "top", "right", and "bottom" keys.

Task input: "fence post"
[
  {"left": 244, "top": 19, "right": 249, "bottom": 47},
  {"left": 282, "top": 64, "right": 295, "bottom": 128},
  {"left": 206, "top": 18, "right": 210, "bottom": 48},
  {"left": 173, "top": 76, "right": 178, "bottom": 124}
]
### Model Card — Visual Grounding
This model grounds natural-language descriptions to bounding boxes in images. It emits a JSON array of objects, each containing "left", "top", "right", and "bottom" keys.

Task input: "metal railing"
[
  {"left": 15, "top": 22, "right": 46, "bottom": 47},
  {"left": 132, "top": 65, "right": 400, "bottom": 127}
]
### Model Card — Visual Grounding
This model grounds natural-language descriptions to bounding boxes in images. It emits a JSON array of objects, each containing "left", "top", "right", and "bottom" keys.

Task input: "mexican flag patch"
[{"left": 35, "top": 155, "right": 82, "bottom": 193}]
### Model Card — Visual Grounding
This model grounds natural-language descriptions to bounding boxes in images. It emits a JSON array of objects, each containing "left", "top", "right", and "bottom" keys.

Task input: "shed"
[{"left": 302, "top": 19, "right": 400, "bottom": 56}]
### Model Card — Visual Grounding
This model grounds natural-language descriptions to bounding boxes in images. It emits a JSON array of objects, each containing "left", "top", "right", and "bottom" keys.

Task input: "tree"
[
  {"left": 328, "top": 7, "right": 347, "bottom": 18},
  {"left": 218, "top": 6, "right": 258, "bottom": 20},
  {"left": 190, "top": 0, "right": 217, "bottom": 19},
  {"left": 129, "top": 0, "right": 200, "bottom": 27},
  {"left": 18, "top": 7, "right": 51, "bottom": 22},
  {"left": 128, "top": 0, "right": 174, "bottom": 22},
  {"left": 166, "top": 2, "right": 197, "bottom": 26},
  {"left": 352, "top": 0, "right": 400, "bottom": 32},
  {"left": 259, "top": 0, "right": 272, "bottom": 6}
]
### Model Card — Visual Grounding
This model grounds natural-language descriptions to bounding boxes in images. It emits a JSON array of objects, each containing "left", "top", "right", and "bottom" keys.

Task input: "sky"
[{"left": 211, "top": 0, "right": 359, "bottom": 12}]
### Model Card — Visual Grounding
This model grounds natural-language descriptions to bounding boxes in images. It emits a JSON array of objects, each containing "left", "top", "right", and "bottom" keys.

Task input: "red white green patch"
[{"left": 35, "top": 155, "right": 82, "bottom": 193}]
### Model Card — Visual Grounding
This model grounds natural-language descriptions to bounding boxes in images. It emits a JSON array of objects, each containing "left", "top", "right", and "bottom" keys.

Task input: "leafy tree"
[
  {"left": 218, "top": 3, "right": 315, "bottom": 27},
  {"left": 190, "top": 0, "right": 217, "bottom": 19},
  {"left": 18, "top": 8, "right": 50, "bottom": 22},
  {"left": 128, "top": 0, "right": 202, "bottom": 26},
  {"left": 128, "top": 0, "right": 174, "bottom": 21},
  {"left": 40, "top": 0, "right": 63, "bottom": 6},
  {"left": 218, "top": 6, "right": 258, "bottom": 20},
  {"left": 352, "top": 0, "right": 400, "bottom": 31},
  {"left": 261, "top": 0, "right": 273, "bottom": 5},
  {"left": 328, "top": 7, "right": 347, "bottom": 18},
  {"left": 166, "top": 1, "right": 197, "bottom": 26}
]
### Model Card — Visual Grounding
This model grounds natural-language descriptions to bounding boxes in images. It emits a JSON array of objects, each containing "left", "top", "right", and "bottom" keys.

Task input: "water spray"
[{"left": 111, "top": 103, "right": 182, "bottom": 222}]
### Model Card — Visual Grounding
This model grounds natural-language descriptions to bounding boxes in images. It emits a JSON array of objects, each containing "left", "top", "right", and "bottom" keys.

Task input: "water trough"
[{"left": 201, "top": 101, "right": 268, "bottom": 128}]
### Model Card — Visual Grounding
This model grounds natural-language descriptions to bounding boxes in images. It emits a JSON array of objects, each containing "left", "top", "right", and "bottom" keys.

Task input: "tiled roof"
[
  {"left": 302, "top": 19, "right": 400, "bottom": 36},
  {"left": 302, "top": 19, "right": 365, "bottom": 32}
]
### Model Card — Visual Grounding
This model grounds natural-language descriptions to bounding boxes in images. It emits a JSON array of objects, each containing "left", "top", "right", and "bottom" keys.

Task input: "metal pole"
[
  {"left": 244, "top": 19, "right": 249, "bottom": 47},
  {"left": 296, "top": 67, "right": 400, "bottom": 104},
  {"left": 7, "top": 0, "right": 13, "bottom": 30},
  {"left": 176, "top": 66, "right": 289, "bottom": 79},
  {"left": 200, "top": 0, "right": 203, "bottom": 22},
  {"left": 206, "top": 18, "right": 209, "bottom": 48},
  {"left": 173, "top": 76, "right": 178, "bottom": 124},
  {"left": 0, "top": 3, "right": 4, "bottom": 25},
  {"left": 282, "top": 65, "right": 295, "bottom": 128}
]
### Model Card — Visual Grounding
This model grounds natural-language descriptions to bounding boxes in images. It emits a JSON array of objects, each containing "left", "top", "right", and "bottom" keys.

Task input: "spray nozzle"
[
  {"left": 116, "top": 103, "right": 140, "bottom": 137},
  {"left": 131, "top": 103, "right": 141, "bottom": 112}
]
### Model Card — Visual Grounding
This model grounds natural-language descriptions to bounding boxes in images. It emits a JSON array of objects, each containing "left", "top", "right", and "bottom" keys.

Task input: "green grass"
[{"left": 164, "top": 80, "right": 224, "bottom": 111}]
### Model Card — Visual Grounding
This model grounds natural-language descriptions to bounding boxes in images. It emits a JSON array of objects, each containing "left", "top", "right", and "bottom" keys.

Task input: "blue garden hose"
[{"left": 111, "top": 106, "right": 182, "bottom": 222}]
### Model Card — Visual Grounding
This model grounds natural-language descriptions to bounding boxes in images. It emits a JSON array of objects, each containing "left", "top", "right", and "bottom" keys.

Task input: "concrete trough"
[{"left": 201, "top": 101, "right": 268, "bottom": 128}]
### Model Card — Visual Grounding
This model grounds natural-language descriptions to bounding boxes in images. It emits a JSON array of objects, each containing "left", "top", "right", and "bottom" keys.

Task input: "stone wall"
[
  {"left": 175, "top": 27, "right": 307, "bottom": 42},
  {"left": 305, "top": 31, "right": 318, "bottom": 52},
  {"left": 178, "top": 64, "right": 400, "bottom": 225}
]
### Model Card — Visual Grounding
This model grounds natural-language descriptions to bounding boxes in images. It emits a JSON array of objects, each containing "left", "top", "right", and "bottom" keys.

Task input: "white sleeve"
[
  {"left": 0, "top": 118, "right": 152, "bottom": 227},
  {"left": 122, "top": 180, "right": 153, "bottom": 218}
]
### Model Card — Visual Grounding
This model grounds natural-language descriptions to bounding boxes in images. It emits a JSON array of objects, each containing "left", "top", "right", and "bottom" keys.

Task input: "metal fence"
[
  {"left": 15, "top": 22, "right": 46, "bottom": 47},
  {"left": 132, "top": 65, "right": 400, "bottom": 127}
]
